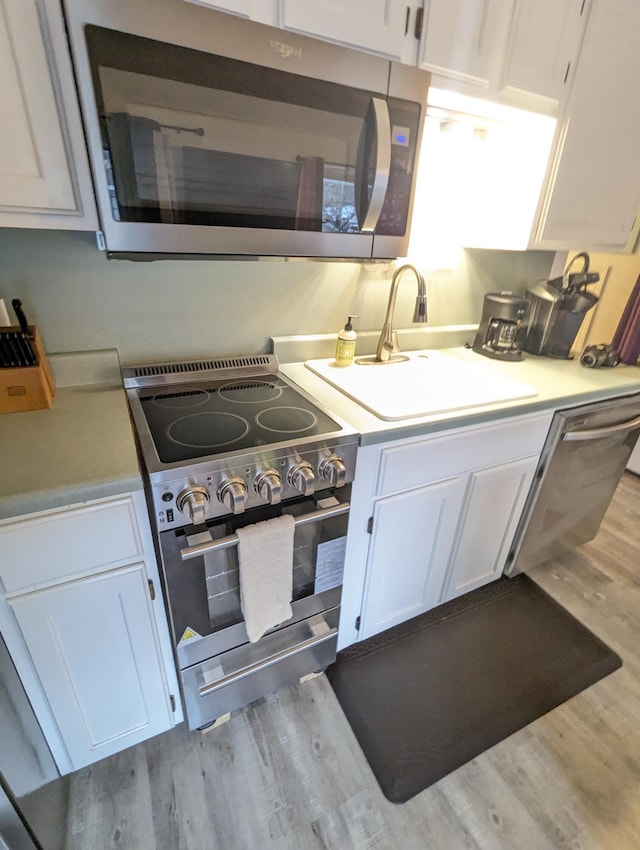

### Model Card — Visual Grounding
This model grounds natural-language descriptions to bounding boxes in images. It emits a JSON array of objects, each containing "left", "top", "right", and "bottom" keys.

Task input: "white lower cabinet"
[
  {"left": 442, "top": 456, "right": 538, "bottom": 600},
  {"left": 340, "top": 411, "right": 552, "bottom": 646},
  {"left": 8, "top": 564, "right": 174, "bottom": 770},
  {"left": 0, "top": 491, "right": 181, "bottom": 774},
  {"left": 360, "top": 477, "right": 465, "bottom": 638}
]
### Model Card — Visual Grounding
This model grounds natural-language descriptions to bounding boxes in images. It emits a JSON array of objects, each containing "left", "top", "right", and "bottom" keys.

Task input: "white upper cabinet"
[
  {"left": 185, "top": 0, "right": 418, "bottom": 61},
  {"left": 413, "top": 0, "right": 640, "bottom": 254},
  {"left": 417, "top": 0, "right": 588, "bottom": 113},
  {"left": 278, "top": 1, "right": 414, "bottom": 62},
  {"left": 500, "top": 0, "right": 588, "bottom": 107},
  {"left": 182, "top": 0, "right": 277, "bottom": 25},
  {"left": 0, "top": 0, "right": 97, "bottom": 229},
  {"left": 417, "top": 0, "right": 514, "bottom": 89},
  {"left": 533, "top": 0, "right": 640, "bottom": 252}
]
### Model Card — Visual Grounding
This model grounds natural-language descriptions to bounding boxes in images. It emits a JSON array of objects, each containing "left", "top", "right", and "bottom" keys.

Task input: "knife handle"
[{"left": 11, "top": 299, "right": 32, "bottom": 339}]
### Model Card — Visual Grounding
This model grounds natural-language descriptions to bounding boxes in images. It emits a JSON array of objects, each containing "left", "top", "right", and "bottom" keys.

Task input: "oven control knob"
[
  {"left": 217, "top": 477, "right": 248, "bottom": 515},
  {"left": 254, "top": 469, "right": 282, "bottom": 505},
  {"left": 319, "top": 454, "right": 347, "bottom": 488},
  {"left": 288, "top": 461, "right": 316, "bottom": 496},
  {"left": 176, "top": 485, "right": 210, "bottom": 525}
]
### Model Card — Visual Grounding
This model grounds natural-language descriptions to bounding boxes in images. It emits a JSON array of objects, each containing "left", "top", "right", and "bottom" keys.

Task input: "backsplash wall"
[{"left": 0, "top": 229, "right": 555, "bottom": 364}]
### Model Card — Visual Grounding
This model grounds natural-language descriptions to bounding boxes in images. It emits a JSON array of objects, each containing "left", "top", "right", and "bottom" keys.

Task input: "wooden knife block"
[{"left": 0, "top": 326, "right": 55, "bottom": 414}]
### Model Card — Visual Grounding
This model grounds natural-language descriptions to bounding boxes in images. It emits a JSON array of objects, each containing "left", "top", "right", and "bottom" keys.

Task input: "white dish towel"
[{"left": 236, "top": 514, "right": 295, "bottom": 643}]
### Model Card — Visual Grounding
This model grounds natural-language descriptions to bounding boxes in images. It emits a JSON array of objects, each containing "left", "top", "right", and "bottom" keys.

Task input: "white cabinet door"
[
  {"left": 499, "top": 0, "right": 588, "bottom": 106},
  {"left": 9, "top": 565, "right": 173, "bottom": 771},
  {"left": 0, "top": 0, "right": 97, "bottom": 229},
  {"left": 418, "top": 0, "right": 514, "bottom": 87},
  {"left": 503, "top": 0, "right": 587, "bottom": 101},
  {"left": 182, "top": 0, "right": 277, "bottom": 24},
  {"left": 443, "top": 456, "right": 537, "bottom": 600},
  {"left": 533, "top": 0, "right": 640, "bottom": 252},
  {"left": 359, "top": 477, "right": 466, "bottom": 639},
  {"left": 418, "top": 0, "right": 588, "bottom": 111},
  {"left": 344, "top": 413, "right": 552, "bottom": 646},
  {"left": 184, "top": 0, "right": 254, "bottom": 15},
  {"left": 279, "top": 0, "right": 411, "bottom": 60}
]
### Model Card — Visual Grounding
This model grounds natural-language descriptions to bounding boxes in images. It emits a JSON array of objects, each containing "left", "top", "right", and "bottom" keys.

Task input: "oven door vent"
[{"left": 122, "top": 354, "right": 278, "bottom": 387}]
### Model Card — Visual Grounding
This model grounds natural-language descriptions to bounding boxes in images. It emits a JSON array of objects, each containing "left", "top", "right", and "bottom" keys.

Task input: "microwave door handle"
[
  {"left": 358, "top": 97, "right": 391, "bottom": 233},
  {"left": 153, "top": 130, "right": 180, "bottom": 224},
  {"left": 561, "top": 414, "right": 640, "bottom": 441}
]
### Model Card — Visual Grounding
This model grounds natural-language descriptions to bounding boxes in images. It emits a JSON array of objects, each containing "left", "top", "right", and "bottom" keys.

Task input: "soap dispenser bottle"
[{"left": 335, "top": 315, "right": 358, "bottom": 366}]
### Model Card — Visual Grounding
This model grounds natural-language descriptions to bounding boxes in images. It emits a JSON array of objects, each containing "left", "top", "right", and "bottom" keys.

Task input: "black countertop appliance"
[
  {"left": 472, "top": 291, "right": 528, "bottom": 361},
  {"left": 522, "top": 252, "right": 600, "bottom": 359}
]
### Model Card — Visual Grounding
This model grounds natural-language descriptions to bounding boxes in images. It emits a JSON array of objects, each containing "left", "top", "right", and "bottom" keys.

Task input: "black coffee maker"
[
  {"left": 472, "top": 291, "right": 528, "bottom": 361},
  {"left": 522, "top": 252, "right": 600, "bottom": 359}
]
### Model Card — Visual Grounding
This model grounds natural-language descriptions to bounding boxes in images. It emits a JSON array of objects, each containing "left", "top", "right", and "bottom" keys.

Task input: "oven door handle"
[
  {"left": 198, "top": 623, "right": 338, "bottom": 697},
  {"left": 179, "top": 501, "right": 350, "bottom": 561}
]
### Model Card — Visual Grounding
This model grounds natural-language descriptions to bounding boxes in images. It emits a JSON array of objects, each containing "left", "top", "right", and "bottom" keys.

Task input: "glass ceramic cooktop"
[{"left": 139, "top": 376, "right": 341, "bottom": 464}]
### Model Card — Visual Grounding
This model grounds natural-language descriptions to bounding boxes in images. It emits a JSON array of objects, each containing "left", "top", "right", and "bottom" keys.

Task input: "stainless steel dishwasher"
[{"left": 504, "top": 393, "right": 640, "bottom": 576}]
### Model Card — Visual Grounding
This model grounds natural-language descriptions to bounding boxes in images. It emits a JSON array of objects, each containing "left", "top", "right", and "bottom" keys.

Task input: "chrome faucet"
[{"left": 374, "top": 263, "right": 428, "bottom": 362}]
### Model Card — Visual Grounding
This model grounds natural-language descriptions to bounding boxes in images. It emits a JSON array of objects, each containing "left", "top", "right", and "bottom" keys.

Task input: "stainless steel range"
[{"left": 122, "top": 354, "right": 358, "bottom": 729}]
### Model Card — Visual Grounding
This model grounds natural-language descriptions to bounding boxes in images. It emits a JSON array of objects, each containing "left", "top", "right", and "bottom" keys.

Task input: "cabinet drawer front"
[
  {"left": 0, "top": 497, "right": 142, "bottom": 592},
  {"left": 376, "top": 413, "right": 551, "bottom": 496}
]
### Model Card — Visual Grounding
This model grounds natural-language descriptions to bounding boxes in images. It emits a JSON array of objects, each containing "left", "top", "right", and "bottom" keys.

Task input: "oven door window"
[
  {"left": 85, "top": 26, "right": 419, "bottom": 236},
  {"left": 159, "top": 493, "right": 349, "bottom": 645}
]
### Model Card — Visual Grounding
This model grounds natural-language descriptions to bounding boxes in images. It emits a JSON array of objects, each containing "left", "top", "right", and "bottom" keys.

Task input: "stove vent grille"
[{"left": 132, "top": 355, "right": 272, "bottom": 378}]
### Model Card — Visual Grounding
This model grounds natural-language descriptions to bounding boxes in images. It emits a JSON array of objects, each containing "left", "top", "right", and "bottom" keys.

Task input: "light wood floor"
[{"left": 64, "top": 472, "right": 640, "bottom": 850}]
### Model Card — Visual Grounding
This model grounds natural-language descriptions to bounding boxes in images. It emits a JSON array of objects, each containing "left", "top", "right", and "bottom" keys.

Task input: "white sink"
[{"left": 304, "top": 350, "right": 537, "bottom": 420}]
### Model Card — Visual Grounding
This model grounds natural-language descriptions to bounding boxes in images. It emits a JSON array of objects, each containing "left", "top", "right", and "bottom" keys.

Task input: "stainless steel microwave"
[{"left": 62, "top": 0, "right": 430, "bottom": 260}]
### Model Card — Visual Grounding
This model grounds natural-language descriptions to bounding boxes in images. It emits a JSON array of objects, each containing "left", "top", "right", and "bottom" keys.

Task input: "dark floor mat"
[{"left": 326, "top": 575, "right": 622, "bottom": 804}]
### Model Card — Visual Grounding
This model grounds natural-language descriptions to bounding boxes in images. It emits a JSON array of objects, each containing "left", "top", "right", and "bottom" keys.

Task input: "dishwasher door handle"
[{"left": 562, "top": 413, "right": 640, "bottom": 441}]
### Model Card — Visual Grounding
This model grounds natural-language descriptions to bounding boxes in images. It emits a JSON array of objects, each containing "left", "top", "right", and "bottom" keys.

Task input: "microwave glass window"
[{"left": 85, "top": 26, "right": 420, "bottom": 237}]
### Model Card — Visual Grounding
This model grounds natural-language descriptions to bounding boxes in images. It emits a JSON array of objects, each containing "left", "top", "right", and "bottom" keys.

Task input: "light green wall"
[{"left": 0, "top": 228, "right": 554, "bottom": 365}]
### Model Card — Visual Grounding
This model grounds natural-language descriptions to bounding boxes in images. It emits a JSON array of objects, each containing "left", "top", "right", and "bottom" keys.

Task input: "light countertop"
[
  {"left": 280, "top": 345, "right": 640, "bottom": 446},
  {"left": 2, "top": 340, "right": 639, "bottom": 522},
  {"left": 0, "top": 350, "right": 142, "bottom": 521}
]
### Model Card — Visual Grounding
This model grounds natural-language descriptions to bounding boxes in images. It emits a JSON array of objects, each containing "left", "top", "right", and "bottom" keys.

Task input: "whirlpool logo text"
[{"left": 270, "top": 39, "right": 303, "bottom": 59}]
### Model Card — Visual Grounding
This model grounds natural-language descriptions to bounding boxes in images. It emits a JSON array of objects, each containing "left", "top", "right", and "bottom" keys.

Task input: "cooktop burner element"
[
  {"left": 152, "top": 389, "right": 211, "bottom": 409},
  {"left": 122, "top": 354, "right": 359, "bottom": 530},
  {"left": 218, "top": 380, "right": 283, "bottom": 403},
  {"left": 167, "top": 411, "right": 250, "bottom": 452},
  {"left": 255, "top": 405, "right": 318, "bottom": 434}
]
